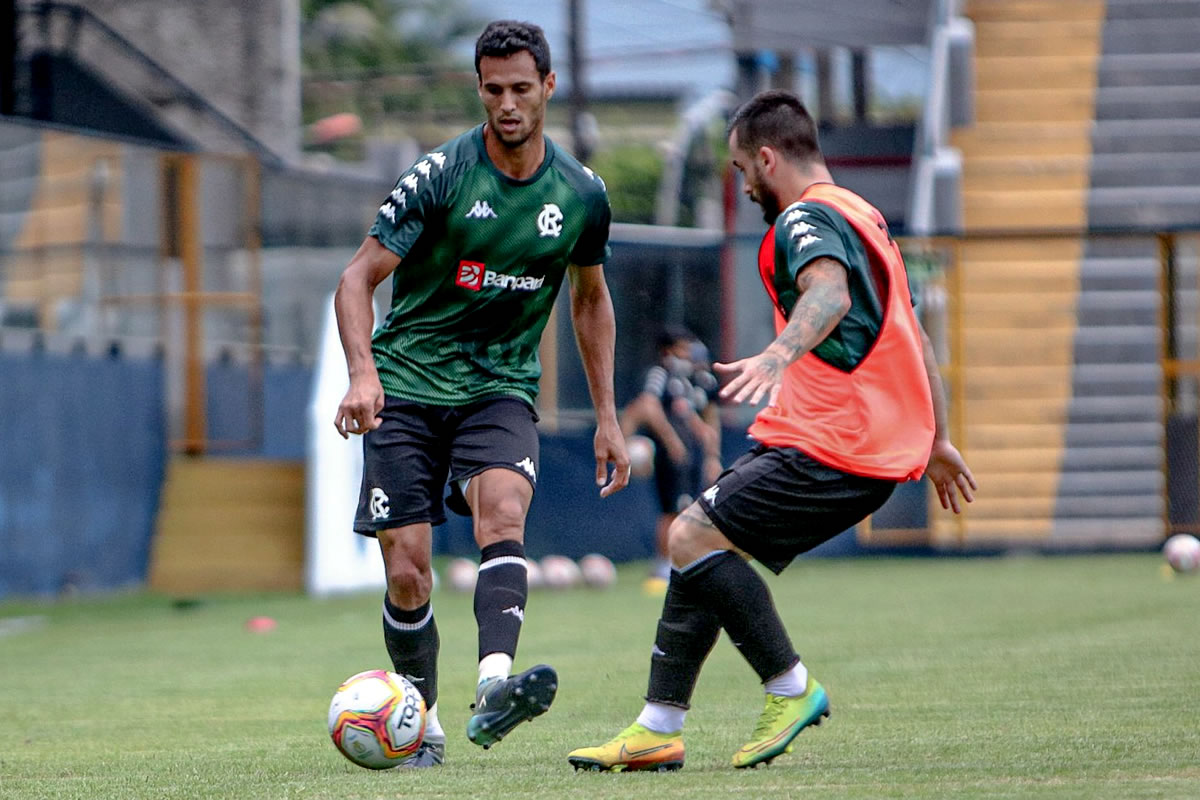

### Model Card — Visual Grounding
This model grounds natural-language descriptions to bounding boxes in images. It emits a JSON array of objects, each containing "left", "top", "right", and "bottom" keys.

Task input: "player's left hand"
[
  {"left": 925, "top": 439, "right": 977, "bottom": 514},
  {"left": 714, "top": 350, "right": 786, "bottom": 407},
  {"left": 594, "top": 420, "right": 630, "bottom": 498}
]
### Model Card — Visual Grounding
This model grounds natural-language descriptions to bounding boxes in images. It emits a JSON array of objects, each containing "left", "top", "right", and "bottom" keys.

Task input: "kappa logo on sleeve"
[{"left": 456, "top": 260, "right": 486, "bottom": 291}]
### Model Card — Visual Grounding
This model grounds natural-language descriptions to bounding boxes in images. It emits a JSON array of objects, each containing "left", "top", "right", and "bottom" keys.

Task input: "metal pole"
[
  {"left": 567, "top": 0, "right": 591, "bottom": 163},
  {"left": 0, "top": 0, "right": 16, "bottom": 116}
]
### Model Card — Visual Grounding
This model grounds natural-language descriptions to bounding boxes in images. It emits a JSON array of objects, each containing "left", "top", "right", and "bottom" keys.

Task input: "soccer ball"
[
  {"left": 526, "top": 557, "right": 544, "bottom": 589},
  {"left": 328, "top": 670, "right": 426, "bottom": 769},
  {"left": 578, "top": 553, "right": 617, "bottom": 588},
  {"left": 540, "top": 555, "right": 582, "bottom": 589},
  {"left": 1163, "top": 534, "right": 1200, "bottom": 574},
  {"left": 627, "top": 435, "right": 655, "bottom": 478},
  {"left": 447, "top": 557, "right": 478, "bottom": 592}
]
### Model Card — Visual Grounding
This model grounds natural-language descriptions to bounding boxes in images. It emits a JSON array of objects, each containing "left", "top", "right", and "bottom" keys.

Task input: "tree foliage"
[
  {"left": 589, "top": 145, "right": 664, "bottom": 225},
  {"left": 301, "top": 0, "right": 481, "bottom": 75}
]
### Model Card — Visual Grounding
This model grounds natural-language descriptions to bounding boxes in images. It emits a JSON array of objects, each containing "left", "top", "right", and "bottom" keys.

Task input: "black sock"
[
  {"left": 644, "top": 570, "right": 721, "bottom": 709},
  {"left": 474, "top": 539, "right": 528, "bottom": 662},
  {"left": 382, "top": 595, "right": 439, "bottom": 709},
  {"left": 683, "top": 550, "right": 799, "bottom": 683}
]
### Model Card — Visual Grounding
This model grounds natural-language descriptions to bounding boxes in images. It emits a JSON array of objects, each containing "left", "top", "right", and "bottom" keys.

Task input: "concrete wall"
[{"left": 78, "top": 0, "right": 301, "bottom": 160}]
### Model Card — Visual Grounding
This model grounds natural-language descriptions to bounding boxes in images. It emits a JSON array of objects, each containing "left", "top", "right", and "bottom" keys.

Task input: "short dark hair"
[
  {"left": 475, "top": 20, "right": 552, "bottom": 80},
  {"left": 727, "top": 90, "right": 823, "bottom": 165}
]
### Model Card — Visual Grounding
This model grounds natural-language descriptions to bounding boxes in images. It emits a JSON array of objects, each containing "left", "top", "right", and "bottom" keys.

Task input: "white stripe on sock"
[
  {"left": 382, "top": 602, "right": 433, "bottom": 632},
  {"left": 477, "top": 555, "right": 526, "bottom": 572}
]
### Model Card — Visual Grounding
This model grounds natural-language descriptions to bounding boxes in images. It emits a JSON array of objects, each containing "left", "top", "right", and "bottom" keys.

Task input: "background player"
[
  {"left": 333, "top": 20, "right": 629, "bottom": 767},
  {"left": 620, "top": 325, "right": 721, "bottom": 592},
  {"left": 568, "top": 90, "right": 975, "bottom": 772}
]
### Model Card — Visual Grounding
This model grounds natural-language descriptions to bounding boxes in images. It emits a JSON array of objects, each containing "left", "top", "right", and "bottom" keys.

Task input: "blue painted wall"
[
  {"left": 0, "top": 353, "right": 929, "bottom": 600},
  {"left": 0, "top": 350, "right": 166, "bottom": 597}
]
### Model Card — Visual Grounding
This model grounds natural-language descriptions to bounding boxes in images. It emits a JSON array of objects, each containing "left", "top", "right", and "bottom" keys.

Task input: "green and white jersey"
[{"left": 367, "top": 125, "right": 611, "bottom": 406}]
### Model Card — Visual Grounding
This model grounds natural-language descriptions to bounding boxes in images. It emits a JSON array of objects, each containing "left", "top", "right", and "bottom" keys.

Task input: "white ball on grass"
[
  {"left": 540, "top": 555, "right": 582, "bottom": 589},
  {"left": 1163, "top": 533, "right": 1200, "bottom": 574},
  {"left": 578, "top": 553, "right": 617, "bottom": 588},
  {"left": 328, "top": 670, "right": 426, "bottom": 770},
  {"left": 526, "top": 558, "right": 544, "bottom": 589},
  {"left": 446, "top": 557, "right": 477, "bottom": 592}
]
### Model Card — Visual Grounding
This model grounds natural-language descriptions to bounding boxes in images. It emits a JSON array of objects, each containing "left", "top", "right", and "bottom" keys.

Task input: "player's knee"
[
  {"left": 475, "top": 495, "right": 527, "bottom": 544},
  {"left": 385, "top": 560, "right": 433, "bottom": 607},
  {"left": 666, "top": 515, "right": 703, "bottom": 567}
]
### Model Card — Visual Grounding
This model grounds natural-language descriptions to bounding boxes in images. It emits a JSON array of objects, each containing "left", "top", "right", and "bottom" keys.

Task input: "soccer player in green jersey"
[{"left": 332, "top": 20, "right": 630, "bottom": 767}]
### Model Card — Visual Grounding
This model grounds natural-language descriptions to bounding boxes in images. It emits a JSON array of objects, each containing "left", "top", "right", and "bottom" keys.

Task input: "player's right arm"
[{"left": 333, "top": 236, "right": 401, "bottom": 438}]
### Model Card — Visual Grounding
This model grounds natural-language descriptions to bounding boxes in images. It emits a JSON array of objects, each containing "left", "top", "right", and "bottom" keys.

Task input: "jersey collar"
[{"left": 473, "top": 124, "right": 556, "bottom": 186}]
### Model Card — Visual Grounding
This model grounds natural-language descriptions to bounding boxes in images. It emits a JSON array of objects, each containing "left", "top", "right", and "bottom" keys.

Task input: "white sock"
[
  {"left": 424, "top": 702, "right": 444, "bottom": 738},
  {"left": 763, "top": 661, "right": 809, "bottom": 697},
  {"left": 636, "top": 702, "right": 686, "bottom": 734},
  {"left": 477, "top": 652, "right": 513, "bottom": 685}
]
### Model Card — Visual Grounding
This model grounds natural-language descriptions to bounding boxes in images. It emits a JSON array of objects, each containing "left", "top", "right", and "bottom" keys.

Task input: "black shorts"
[
  {"left": 353, "top": 396, "right": 539, "bottom": 535},
  {"left": 697, "top": 443, "right": 896, "bottom": 574}
]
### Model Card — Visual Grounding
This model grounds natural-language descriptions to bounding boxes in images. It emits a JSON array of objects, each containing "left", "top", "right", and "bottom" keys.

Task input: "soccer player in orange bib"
[{"left": 568, "top": 90, "right": 976, "bottom": 772}]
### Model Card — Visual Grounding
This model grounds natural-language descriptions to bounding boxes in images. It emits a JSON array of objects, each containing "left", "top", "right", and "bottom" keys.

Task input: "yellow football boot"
[
  {"left": 568, "top": 722, "right": 684, "bottom": 772},
  {"left": 732, "top": 675, "right": 831, "bottom": 769}
]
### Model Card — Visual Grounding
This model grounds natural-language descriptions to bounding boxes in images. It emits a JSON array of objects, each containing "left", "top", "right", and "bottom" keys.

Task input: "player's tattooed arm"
[
  {"left": 715, "top": 257, "right": 850, "bottom": 406},
  {"left": 772, "top": 257, "right": 852, "bottom": 363}
]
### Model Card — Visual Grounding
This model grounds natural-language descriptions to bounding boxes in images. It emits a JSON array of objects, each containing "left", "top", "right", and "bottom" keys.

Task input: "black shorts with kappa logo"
[
  {"left": 353, "top": 396, "right": 540, "bottom": 535},
  {"left": 697, "top": 442, "right": 897, "bottom": 574}
]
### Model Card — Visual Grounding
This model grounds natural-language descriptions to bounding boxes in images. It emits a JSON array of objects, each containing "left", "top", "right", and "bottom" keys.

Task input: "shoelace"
[
  {"left": 614, "top": 722, "right": 648, "bottom": 742},
  {"left": 751, "top": 696, "right": 788, "bottom": 738}
]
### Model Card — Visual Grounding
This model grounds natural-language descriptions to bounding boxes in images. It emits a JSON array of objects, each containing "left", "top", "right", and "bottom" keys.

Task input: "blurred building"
[{"left": 3, "top": 0, "right": 301, "bottom": 160}]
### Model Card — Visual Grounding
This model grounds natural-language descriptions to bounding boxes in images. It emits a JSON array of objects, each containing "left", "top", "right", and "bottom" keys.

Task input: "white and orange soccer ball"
[
  {"left": 578, "top": 553, "right": 617, "bottom": 588},
  {"left": 328, "top": 670, "right": 426, "bottom": 769},
  {"left": 1163, "top": 534, "right": 1200, "bottom": 574}
]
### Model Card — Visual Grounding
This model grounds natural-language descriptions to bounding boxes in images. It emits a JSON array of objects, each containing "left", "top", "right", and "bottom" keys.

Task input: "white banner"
[{"left": 305, "top": 293, "right": 386, "bottom": 595}]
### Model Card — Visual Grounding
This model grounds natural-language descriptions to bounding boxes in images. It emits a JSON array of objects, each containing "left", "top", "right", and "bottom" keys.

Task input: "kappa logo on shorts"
[
  {"left": 456, "top": 260, "right": 485, "bottom": 291},
  {"left": 370, "top": 487, "right": 391, "bottom": 520},
  {"left": 702, "top": 485, "right": 720, "bottom": 505},
  {"left": 515, "top": 457, "right": 537, "bottom": 481}
]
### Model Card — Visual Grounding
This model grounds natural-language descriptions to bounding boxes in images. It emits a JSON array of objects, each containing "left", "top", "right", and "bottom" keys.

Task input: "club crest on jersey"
[{"left": 537, "top": 203, "right": 563, "bottom": 238}]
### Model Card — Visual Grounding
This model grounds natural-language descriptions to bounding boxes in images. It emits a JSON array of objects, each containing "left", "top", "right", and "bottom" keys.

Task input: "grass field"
[{"left": 2, "top": 553, "right": 1198, "bottom": 799}]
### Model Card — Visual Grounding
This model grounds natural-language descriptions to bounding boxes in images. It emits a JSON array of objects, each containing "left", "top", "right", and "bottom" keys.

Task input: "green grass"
[{"left": 2, "top": 554, "right": 1199, "bottom": 799}]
